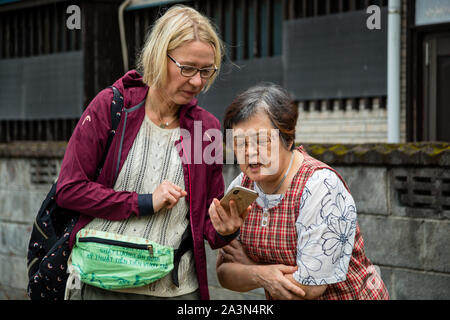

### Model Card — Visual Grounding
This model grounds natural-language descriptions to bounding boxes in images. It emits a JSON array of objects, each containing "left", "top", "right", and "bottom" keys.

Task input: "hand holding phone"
[
  {"left": 220, "top": 186, "right": 258, "bottom": 215},
  {"left": 208, "top": 186, "right": 258, "bottom": 237}
]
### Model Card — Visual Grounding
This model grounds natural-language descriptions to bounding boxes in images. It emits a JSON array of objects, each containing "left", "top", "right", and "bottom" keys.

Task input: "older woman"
[
  {"left": 216, "top": 83, "right": 389, "bottom": 300},
  {"left": 58, "top": 5, "right": 245, "bottom": 300}
]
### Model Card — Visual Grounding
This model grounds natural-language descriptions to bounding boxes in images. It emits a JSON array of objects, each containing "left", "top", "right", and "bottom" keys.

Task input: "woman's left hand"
[
  {"left": 209, "top": 199, "right": 250, "bottom": 236},
  {"left": 220, "top": 239, "right": 256, "bottom": 265}
]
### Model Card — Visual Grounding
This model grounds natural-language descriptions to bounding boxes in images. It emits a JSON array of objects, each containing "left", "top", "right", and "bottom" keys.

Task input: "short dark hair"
[{"left": 223, "top": 83, "right": 298, "bottom": 150}]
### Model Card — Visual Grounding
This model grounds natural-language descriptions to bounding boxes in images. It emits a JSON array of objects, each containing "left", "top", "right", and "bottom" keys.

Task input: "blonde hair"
[{"left": 137, "top": 5, "right": 223, "bottom": 92}]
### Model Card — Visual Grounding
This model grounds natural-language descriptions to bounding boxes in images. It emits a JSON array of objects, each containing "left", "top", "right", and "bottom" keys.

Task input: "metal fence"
[
  {"left": 0, "top": 0, "right": 81, "bottom": 142},
  {"left": 0, "top": 0, "right": 388, "bottom": 142}
]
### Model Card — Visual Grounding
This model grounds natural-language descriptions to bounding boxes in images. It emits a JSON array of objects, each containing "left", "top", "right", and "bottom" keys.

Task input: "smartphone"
[{"left": 220, "top": 186, "right": 258, "bottom": 215}]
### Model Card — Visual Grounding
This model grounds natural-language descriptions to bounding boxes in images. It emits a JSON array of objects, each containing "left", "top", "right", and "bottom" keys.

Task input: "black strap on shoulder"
[
  {"left": 94, "top": 86, "right": 123, "bottom": 180},
  {"left": 109, "top": 86, "right": 123, "bottom": 132}
]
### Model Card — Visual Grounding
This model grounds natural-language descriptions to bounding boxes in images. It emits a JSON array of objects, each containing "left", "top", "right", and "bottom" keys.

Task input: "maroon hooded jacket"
[{"left": 55, "top": 70, "right": 235, "bottom": 300}]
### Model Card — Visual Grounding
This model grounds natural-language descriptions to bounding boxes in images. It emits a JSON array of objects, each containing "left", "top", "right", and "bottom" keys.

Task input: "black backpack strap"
[
  {"left": 109, "top": 86, "right": 123, "bottom": 132},
  {"left": 94, "top": 86, "right": 123, "bottom": 180},
  {"left": 171, "top": 224, "right": 193, "bottom": 287}
]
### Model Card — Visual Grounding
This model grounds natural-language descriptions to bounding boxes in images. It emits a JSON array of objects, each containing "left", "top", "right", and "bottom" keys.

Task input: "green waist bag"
[{"left": 71, "top": 229, "right": 174, "bottom": 290}]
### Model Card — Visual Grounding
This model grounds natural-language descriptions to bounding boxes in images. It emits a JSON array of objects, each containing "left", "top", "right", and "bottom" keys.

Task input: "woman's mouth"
[
  {"left": 183, "top": 90, "right": 196, "bottom": 96},
  {"left": 248, "top": 163, "right": 263, "bottom": 172}
]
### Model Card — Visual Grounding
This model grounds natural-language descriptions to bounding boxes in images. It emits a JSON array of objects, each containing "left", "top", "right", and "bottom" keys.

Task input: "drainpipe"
[
  {"left": 119, "top": 0, "right": 132, "bottom": 72},
  {"left": 387, "top": 0, "right": 401, "bottom": 143}
]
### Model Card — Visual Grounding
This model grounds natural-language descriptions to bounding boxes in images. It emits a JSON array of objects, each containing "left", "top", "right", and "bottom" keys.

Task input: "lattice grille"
[
  {"left": 30, "top": 158, "right": 59, "bottom": 185},
  {"left": 393, "top": 168, "right": 450, "bottom": 212}
]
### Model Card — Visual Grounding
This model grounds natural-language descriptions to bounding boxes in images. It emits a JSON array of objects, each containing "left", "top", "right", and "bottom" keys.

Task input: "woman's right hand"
[
  {"left": 254, "top": 264, "right": 306, "bottom": 300},
  {"left": 152, "top": 180, "right": 187, "bottom": 212}
]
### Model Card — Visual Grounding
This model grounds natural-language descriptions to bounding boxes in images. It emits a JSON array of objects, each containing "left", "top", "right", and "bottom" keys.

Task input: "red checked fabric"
[{"left": 240, "top": 146, "right": 389, "bottom": 300}]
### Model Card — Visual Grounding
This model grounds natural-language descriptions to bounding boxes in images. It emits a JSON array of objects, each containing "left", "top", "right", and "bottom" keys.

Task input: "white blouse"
[{"left": 227, "top": 168, "right": 357, "bottom": 285}]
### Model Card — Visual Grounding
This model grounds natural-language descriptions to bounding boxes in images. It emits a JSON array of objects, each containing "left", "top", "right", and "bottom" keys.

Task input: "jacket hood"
[{"left": 112, "top": 70, "right": 198, "bottom": 114}]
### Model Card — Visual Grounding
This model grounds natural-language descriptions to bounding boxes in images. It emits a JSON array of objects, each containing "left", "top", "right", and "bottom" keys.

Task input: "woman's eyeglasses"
[
  {"left": 233, "top": 134, "right": 272, "bottom": 150},
  {"left": 167, "top": 54, "right": 217, "bottom": 79}
]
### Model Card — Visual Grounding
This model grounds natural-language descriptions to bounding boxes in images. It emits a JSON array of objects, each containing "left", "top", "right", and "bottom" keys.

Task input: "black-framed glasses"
[{"left": 167, "top": 54, "right": 217, "bottom": 79}]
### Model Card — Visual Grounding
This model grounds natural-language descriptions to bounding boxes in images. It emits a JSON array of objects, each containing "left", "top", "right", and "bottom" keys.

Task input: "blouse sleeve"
[{"left": 292, "top": 168, "right": 357, "bottom": 285}]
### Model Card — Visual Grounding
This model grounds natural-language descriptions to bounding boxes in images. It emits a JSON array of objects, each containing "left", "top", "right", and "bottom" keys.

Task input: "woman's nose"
[
  {"left": 189, "top": 72, "right": 203, "bottom": 87},
  {"left": 247, "top": 143, "right": 259, "bottom": 163}
]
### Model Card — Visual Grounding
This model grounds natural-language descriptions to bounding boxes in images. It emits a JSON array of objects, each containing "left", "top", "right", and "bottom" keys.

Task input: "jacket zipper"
[
  {"left": 114, "top": 111, "right": 127, "bottom": 183},
  {"left": 179, "top": 136, "right": 196, "bottom": 265},
  {"left": 112, "top": 99, "right": 145, "bottom": 185},
  {"left": 78, "top": 237, "right": 154, "bottom": 256},
  {"left": 180, "top": 136, "right": 193, "bottom": 228}
]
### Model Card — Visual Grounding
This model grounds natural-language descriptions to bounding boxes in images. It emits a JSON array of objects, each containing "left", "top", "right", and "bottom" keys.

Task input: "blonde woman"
[{"left": 58, "top": 5, "right": 246, "bottom": 300}]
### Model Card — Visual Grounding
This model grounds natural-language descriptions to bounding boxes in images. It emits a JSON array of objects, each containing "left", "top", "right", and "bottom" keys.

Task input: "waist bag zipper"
[{"left": 79, "top": 237, "right": 154, "bottom": 257}]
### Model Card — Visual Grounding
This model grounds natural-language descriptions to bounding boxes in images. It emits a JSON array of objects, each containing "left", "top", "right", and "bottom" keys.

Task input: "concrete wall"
[
  {"left": 0, "top": 158, "right": 55, "bottom": 299},
  {"left": 0, "top": 142, "right": 449, "bottom": 300},
  {"left": 335, "top": 165, "right": 450, "bottom": 299}
]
